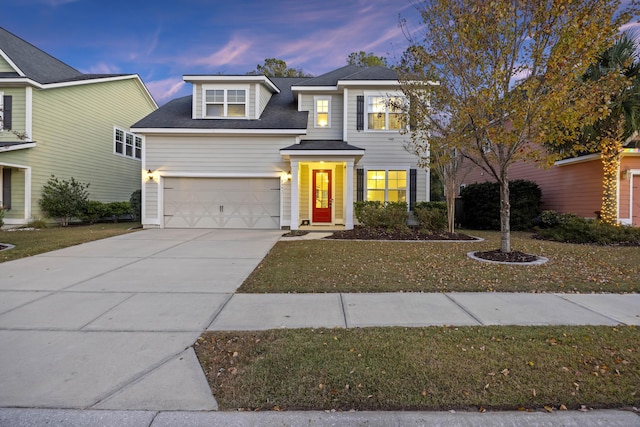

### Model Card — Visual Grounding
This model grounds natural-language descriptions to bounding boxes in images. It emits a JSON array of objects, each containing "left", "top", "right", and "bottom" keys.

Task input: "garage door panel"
[{"left": 164, "top": 178, "right": 280, "bottom": 229}]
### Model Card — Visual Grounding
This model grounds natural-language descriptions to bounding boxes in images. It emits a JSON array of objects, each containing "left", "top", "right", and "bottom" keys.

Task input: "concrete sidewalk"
[{"left": 1, "top": 228, "right": 638, "bottom": 426}]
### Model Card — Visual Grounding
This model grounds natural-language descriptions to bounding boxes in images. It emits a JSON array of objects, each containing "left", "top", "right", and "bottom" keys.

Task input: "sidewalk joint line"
[
  {"left": 339, "top": 293, "right": 348, "bottom": 328},
  {"left": 203, "top": 293, "right": 234, "bottom": 331},
  {"left": 443, "top": 293, "right": 485, "bottom": 325},
  {"left": 554, "top": 294, "right": 627, "bottom": 326}
]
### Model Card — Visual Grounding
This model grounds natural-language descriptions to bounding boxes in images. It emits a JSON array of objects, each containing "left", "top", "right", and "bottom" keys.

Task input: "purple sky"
[{"left": 2, "top": 0, "right": 422, "bottom": 104}]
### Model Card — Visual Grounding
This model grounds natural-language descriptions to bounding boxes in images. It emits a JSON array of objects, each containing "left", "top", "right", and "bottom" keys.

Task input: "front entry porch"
[{"left": 280, "top": 140, "right": 364, "bottom": 231}]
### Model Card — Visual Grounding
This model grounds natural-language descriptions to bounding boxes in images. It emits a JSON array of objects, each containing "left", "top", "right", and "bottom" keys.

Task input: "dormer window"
[{"left": 204, "top": 86, "right": 247, "bottom": 118}]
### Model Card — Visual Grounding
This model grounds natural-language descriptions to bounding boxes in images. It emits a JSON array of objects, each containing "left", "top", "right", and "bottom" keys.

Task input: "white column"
[
  {"left": 290, "top": 160, "right": 299, "bottom": 230},
  {"left": 24, "top": 166, "right": 32, "bottom": 221},
  {"left": 345, "top": 160, "right": 354, "bottom": 230}
]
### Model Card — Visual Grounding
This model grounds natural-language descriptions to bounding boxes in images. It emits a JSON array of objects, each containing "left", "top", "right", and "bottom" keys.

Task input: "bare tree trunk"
[
  {"left": 499, "top": 179, "right": 510, "bottom": 253},
  {"left": 445, "top": 177, "right": 456, "bottom": 233}
]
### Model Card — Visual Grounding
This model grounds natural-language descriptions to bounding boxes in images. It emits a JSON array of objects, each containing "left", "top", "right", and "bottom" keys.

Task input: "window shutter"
[
  {"left": 356, "top": 168, "right": 364, "bottom": 201},
  {"left": 2, "top": 168, "right": 11, "bottom": 210},
  {"left": 356, "top": 96, "right": 364, "bottom": 130},
  {"left": 3, "top": 96, "right": 12, "bottom": 130},
  {"left": 409, "top": 169, "right": 417, "bottom": 210}
]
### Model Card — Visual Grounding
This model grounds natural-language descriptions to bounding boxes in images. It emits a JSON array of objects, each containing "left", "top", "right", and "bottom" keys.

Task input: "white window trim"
[
  {"left": 365, "top": 168, "right": 409, "bottom": 203},
  {"left": 363, "top": 91, "right": 406, "bottom": 132},
  {"left": 113, "top": 127, "right": 142, "bottom": 161},
  {"left": 314, "top": 95, "right": 332, "bottom": 128},
  {"left": 202, "top": 84, "right": 249, "bottom": 119}
]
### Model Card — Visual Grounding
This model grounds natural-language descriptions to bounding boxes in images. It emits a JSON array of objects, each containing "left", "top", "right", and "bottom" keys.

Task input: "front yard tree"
[
  {"left": 399, "top": 0, "right": 631, "bottom": 253},
  {"left": 39, "top": 176, "right": 90, "bottom": 227}
]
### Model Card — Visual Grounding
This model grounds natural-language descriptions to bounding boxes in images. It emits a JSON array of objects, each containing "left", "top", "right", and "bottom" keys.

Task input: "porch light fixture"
[
  {"left": 622, "top": 168, "right": 631, "bottom": 180},
  {"left": 147, "top": 169, "right": 154, "bottom": 180},
  {"left": 286, "top": 172, "right": 292, "bottom": 181}
]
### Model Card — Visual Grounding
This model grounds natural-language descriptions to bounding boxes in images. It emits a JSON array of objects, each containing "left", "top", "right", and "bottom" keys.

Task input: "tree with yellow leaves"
[{"left": 399, "top": 0, "right": 633, "bottom": 253}]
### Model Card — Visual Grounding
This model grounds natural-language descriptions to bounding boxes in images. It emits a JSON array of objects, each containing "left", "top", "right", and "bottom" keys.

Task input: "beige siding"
[
  {"left": 334, "top": 164, "right": 344, "bottom": 222},
  {"left": 0, "top": 57, "right": 15, "bottom": 73},
  {"left": 299, "top": 164, "right": 310, "bottom": 222},
  {"left": 0, "top": 87, "right": 27, "bottom": 143},
  {"left": 144, "top": 134, "right": 297, "bottom": 223},
  {"left": 301, "top": 93, "right": 343, "bottom": 140},
  {"left": 193, "top": 83, "right": 202, "bottom": 118},
  {"left": 257, "top": 84, "right": 272, "bottom": 117},
  {"left": 1, "top": 78, "right": 156, "bottom": 220}
]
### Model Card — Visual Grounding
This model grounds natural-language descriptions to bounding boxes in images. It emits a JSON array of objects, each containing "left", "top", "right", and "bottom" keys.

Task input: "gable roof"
[
  {"left": 295, "top": 65, "right": 398, "bottom": 87},
  {"left": 132, "top": 77, "right": 309, "bottom": 131},
  {"left": 0, "top": 27, "right": 83, "bottom": 84}
]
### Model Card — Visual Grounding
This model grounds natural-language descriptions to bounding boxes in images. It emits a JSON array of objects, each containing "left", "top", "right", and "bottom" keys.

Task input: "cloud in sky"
[
  {"left": 146, "top": 77, "right": 185, "bottom": 103},
  {"left": 82, "top": 62, "right": 120, "bottom": 74}
]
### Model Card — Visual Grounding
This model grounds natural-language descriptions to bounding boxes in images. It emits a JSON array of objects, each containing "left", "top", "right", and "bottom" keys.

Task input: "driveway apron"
[{"left": 0, "top": 228, "right": 282, "bottom": 410}]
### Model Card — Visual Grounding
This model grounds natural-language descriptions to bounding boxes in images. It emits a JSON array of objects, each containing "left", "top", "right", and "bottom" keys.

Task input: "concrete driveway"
[{"left": 0, "top": 228, "right": 283, "bottom": 410}]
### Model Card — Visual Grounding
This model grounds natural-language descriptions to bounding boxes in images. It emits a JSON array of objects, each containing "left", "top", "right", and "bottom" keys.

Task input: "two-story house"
[
  {"left": 132, "top": 65, "right": 429, "bottom": 230},
  {"left": 0, "top": 27, "right": 157, "bottom": 226}
]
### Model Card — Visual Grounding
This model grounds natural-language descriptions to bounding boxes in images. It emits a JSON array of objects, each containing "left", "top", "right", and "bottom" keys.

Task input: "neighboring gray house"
[
  {"left": 132, "top": 65, "right": 429, "bottom": 230},
  {"left": 0, "top": 27, "right": 157, "bottom": 225}
]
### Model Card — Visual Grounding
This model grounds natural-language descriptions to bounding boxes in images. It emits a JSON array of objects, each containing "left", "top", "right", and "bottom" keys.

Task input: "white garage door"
[{"left": 163, "top": 177, "right": 280, "bottom": 229}]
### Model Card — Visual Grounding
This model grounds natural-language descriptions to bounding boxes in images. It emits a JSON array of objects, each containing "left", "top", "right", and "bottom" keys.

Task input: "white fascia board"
[
  {"left": 183, "top": 75, "right": 280, "bottom": 93},
  {"left": 280, "top": 149, "right": 365, "bottom": 157},
  {"left": 0, "top": 77, "right": 39, "bottom": 88},
  {"left": 0, "top": 143, "right": 36, "bottom": 152},
  {"left": 554, "top": 153, "right": 601, "bottom": 166},
  {"left": 0, "top": 49, "right": 25, "bottom": 76},
  {"left": 132, "top": 128, "right": 307, "bottom": 136},
  {"left": 337, "top": 80, "right": 400, "bottom": 87},
  {"left": 291, "top": 86, "right": 338, "bottom": 92}
]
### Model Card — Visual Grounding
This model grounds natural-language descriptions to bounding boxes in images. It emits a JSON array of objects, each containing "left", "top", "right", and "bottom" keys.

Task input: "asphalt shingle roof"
[
  {"left": 0, "top": 27, "right": 134, "bottom": 85},
  {"left": 295, "top": 65, "right": 398, "bottom": 86},
  {"left": 132, "top": 77, "right": 310, "bottom": 130},
  {"left": 281, "top": 140, "right": 364, "bottom": 151},
  {"left": 0, "top": 27, "right": 83, "bottom": 84}
]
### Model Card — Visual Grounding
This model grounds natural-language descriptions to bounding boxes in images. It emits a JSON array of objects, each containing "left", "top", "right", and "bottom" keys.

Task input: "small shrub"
[
  {"left": 83, "top": 200, "right": 108, "bottom": 224},
  {"left": 0, "top": 208, "right": 4, "bottom": 228},
  {"left": 354, "top": 201, "right": 409, "bottom": 230},
  {"left": 38, "top": 176, "right": 90, "bottom": 226},
  {"left": 104, "top": 201, "right": 132, "bottom": 222},
  {"left": 130, "top": 189, "right": 142, "bottom": 221},
  {"left": 536, "top": 216, "right": 640, "bottom": 245},
  {"left": 413, "top": 202, "right": 447, "bottom": 232}
]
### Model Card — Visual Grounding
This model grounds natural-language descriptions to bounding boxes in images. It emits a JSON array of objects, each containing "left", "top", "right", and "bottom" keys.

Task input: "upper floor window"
[
  {"left": 114, "top": 127, "right": 142, "bottom": 160},
  {"left": 204, "top": 88, "right": 247, "bottom": 118},
  {"left": 314, "top": 96, "right": 331, "bottom": 127},
  {"left": 366, "top": 94, "right": 405, "bottom": 131},
  {"left": 366, "top": 170, "right": 407, "bottom": 202}
]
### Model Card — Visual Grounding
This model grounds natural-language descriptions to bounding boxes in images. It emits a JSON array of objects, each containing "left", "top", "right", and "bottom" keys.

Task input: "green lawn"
[
  {"left": 0, "top": 223, "right": 139, "bottom": 263},
  {"left": 195, "top": 325, "right": 640, "bottom": 411},
  {"left": 240, "top": 230, "right": 640, "bottom": 293}
]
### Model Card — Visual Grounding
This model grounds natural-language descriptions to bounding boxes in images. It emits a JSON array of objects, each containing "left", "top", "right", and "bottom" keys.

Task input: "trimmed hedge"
[
  {"left": 81, "top": 201, "right": 132, "bottom": 223},
  {"left": 354, "top": 201, "right": 409, "bottom": 230},
  {"left": 535, "top": 211, "right": 640, "bottom": 245},
  {"left": 460, "top": 180, "right": 541, "bottom": 231},
  {"left": 413, "top": 201, "right": 447, "bottom": 232}
]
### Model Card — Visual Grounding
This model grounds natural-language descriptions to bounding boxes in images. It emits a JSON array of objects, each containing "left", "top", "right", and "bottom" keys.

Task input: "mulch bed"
[
  {"left": 0, "top": 244, "right": 7, "bottom": 251},
  {"left": 473, "top": 249, "right": 539, "bottom": 263},
  {"left": 328, "top": 226, "right": 477, "bottom": 241}
]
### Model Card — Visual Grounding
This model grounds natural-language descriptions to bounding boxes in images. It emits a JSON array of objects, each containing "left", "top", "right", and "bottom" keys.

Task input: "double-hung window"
[
  {"left": 204, "top": 87, "right": 247, "bottom": 118},
  {"left": 366, "top": 93, "right": 405, "bottom": 131},
  {"left": 114, "top": 127, "right": 142, "bottom": 160},
  {"left": 366, "top": 170, "right": 407, "bottom": 202},
  {"left": 314, "top": 96, "right": 331, "bottom": 127}
]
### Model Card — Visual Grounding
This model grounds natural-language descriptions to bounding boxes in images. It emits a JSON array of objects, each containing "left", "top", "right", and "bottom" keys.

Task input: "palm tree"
[{"left": 582, "top": 32, "right": 640, "bottom": 225}]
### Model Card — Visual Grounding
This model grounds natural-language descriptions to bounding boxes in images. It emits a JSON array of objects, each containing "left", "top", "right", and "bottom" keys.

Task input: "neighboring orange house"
[{"left": 462, "top": 147, "right": 640, "bottom": 227}]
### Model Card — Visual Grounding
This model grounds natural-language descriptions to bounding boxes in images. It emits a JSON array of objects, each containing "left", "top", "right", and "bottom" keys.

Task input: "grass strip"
[
  {"left": 0, "top": 223, "right": 139, "bottom": 263},
  {"left": 240, "top": 231, "right": 640, "bottom": 293},
  {"left": 195, "top": 326, "right": 640, "bottom": 411}
]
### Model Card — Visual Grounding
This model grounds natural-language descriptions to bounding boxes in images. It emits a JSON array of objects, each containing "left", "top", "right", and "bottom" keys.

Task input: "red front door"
[{"left": 312, "top": 169, "right": 332, "bottom": 223}]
